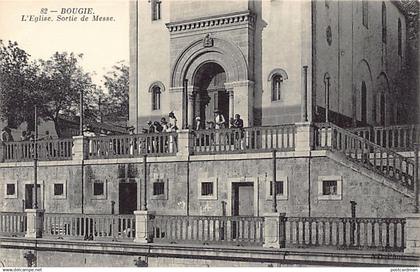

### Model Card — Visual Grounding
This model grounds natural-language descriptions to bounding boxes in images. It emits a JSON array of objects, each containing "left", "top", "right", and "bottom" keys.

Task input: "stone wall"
[
  {"left": 1, "top": 238, "right": 418, "bottom": 267},
  {"left": 0, "top": 152, "right": 414, "bottom": 217},
  {"left": 314, "top": 1, "right": 407, "bottom": 126}
]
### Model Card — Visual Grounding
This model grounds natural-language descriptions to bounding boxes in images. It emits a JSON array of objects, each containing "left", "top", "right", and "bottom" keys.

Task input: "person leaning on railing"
[
  {"left": 231, "top": 114, "right": 244, "bottom": 150},
  {"left": 128, "top": 126, "right": 136, "bottom": 156}
]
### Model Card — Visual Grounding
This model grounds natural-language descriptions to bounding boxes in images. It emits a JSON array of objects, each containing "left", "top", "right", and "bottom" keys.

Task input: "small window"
[
  {"left": 54, "top": 184, "right": 64, "bottom": 196},
  {"left": 398, "top": 19, "right": 402, "bottom": 56},
  {"left": 362, "top": 0, "right": 368, "bottom": 28},
  {"left": 153, "top": 181, "right": 165, "bottom": 196},
  {"left": 151, "top": 0, "right": 161, "bottom": 21},
  {"left": 201, "top": 182, "right": 214, "bottom": 196},
  {"left": 152, "top": 86, "right": 161, "bottom": 111},
  {"left": 318, "top": 176, "right": 342, "bottom": 200},
  {"left": 382, "top": 2, "right": 387, "bottom": 44},
  {"left": 322, "top": 180, "right": 337, "bottom": 195},
  {"left": 93, "top": 182, "right": 104, "bottom": 196},
  {"left": 265, "top": 176, "right": 288, "bottom": 200},
  {"left": 6, "top": 184, "right": 15, "bottom": 195},
  {"left": 269, "top": 181, "right": 284, "bottom": 196},
  {"left": 272, "top": 74, "right": 283, "bottom": 101}
]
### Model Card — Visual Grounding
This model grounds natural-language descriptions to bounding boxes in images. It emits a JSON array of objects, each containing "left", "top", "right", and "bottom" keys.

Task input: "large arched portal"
[
  {"left": 170, "top": 37, "right": 254, "bottom": 127},
  {"left": 194, "top": 62, "right": 228, "bottom": 127}
]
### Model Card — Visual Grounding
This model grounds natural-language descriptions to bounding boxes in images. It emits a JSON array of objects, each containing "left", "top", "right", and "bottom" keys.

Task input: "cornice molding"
[{"left": 166, "top": 11, "right": 256, "bottom": 34}]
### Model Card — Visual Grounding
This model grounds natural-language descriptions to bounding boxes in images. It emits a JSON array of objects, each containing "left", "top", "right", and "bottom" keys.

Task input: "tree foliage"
[
  {"left": 0, "top": 41, "right": 129, "bottom": 136},
  {"left": 0, "top": 41, "right": 95, "bottom": 136},
  {"left": 100, "top": 62, "right": 129, "bottom": 122}
]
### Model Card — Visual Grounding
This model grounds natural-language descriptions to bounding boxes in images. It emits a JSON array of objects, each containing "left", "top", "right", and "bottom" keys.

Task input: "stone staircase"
[{"left": 314, "top": 122, "right": 417, "bottom": 191}]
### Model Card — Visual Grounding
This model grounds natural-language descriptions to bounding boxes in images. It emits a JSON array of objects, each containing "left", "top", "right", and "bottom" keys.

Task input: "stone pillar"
[
  {"left": 134, "top": 210, "right": 154, "bottom": 243},
  {"left": 302, "top": 66, "right": 309, "bottom": 122},
  {"left": 25, "top": 209, "right": 44, "bottom": 238},
  {"left": 405, "top": 214, "right": 420, "bottom": 254},
  {"left": 225, "top": 80, "right": 254, "bottom": 127},
  {"left": 177, "top": 129, "right": 193, "bottom": 157},
  {"left": 0, "top": 142, "right": 5, "bottom": 163},
  {"left": 72, "top": 136, "right": 88, "bottom": 160},
  {"left": 187, "top": 93, "right": 194, "bottom": 129},
  {"left": 228, "top": 89, "right": 235, "bottom": 121},
  {"left": 263, "top": 213, "right": 286, "bottom": 248},
  {"left": 295, "top": 122, "right": 314, "bottom": 153},
  {"left": 169, "top": 87, "right": 184, "bottom": 129},
  {"left": 324, "top": 75, "right": 330, "bottom": 123}
]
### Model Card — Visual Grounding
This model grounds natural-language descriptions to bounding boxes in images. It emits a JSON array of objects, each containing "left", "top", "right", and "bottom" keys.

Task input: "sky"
[{"left": 0, "top": 0, "right": 129, "bottom": 86}]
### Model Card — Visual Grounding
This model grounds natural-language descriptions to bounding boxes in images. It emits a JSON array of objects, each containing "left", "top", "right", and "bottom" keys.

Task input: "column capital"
[
  {"left": 169, "top": 86, "right": 184, "bottom": 93},
  {"left": 224, "top": 80, "right": 254, "bottom": 89}
]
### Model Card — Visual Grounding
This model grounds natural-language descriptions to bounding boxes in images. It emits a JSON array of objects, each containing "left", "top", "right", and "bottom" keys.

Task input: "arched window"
[
  {"left": 398, "top": 18, "right": 402, "bottom": 56},
  {"left": 149, "top": 81, "right": 164, "bottom": 111},
  {"left": 382, "top": 2, "right": 387, "bottom": 43},
  {"left": 361, "top": 81, "right": 367, "bottom": 124},
  {"left": 362, "top": 0, "right": 368, "bottom": 28},
  {"left": 272, "top": 74, "right": 283, "bottom": 101},
  {"left": 152, "top": 86, "right": 161, "bottom": 111},
  {"left": 268, "top": 69, "right": 288, "bottom": 102},
  {"left": 151, "top": 0, "right": 161, "bottom": 21},
  {"left": 380, "top": 93, "right": 385, "bottom": 126}
]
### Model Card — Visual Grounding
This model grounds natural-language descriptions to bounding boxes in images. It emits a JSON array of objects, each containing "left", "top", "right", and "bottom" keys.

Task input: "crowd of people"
[
  {"left": 140, "top": 110, "right": 244, "bottom": 133},
  {"left": 1, "top": 126, "right": 54, "bottom": 143},
  {"left": 1, "top": 110, "right": 246, "bottom": 157}
]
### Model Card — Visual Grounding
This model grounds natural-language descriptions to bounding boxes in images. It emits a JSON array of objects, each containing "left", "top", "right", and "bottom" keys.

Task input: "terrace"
[{"left": 0, "top": 122, "right": 419, "bottom": 258}]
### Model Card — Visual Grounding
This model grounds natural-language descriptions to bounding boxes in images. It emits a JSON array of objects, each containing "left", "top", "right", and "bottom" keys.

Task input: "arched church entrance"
[{"left": 194, "top": 62, "right": 228, "bottom": 128}]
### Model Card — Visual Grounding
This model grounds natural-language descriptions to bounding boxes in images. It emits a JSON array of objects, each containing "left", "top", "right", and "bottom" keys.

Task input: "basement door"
[
  {"left": 232, "top": 182, "right": 254, "bottom": 216},
  {"left": 25, "top": 184, "right": 41, "bottom": 209},
  {"left": 119, "top": 183, "right": 137, "bottom": 215}
]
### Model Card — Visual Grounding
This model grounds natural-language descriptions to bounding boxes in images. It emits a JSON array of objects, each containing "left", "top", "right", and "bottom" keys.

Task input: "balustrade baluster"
[
  {"left": 385, "top": 221, "right": 390, "bottom": 249},
  {"left": 393, "top": 221, "right": 398, "bottom": 249},
  {"left": 371, "top": 222, "right": 375, "bottom": 248},
  {"left": 336, "top": 221, "right": 340, "bottom": 247},
  {"left": 343, "top": 219, "right": 347, "bottom": 247},
  {"left": 356, "top": 220, "right": 360, "bottom": 247},
  {"left": 378, "top": 221, "right": 383, "bottom": 248},
  {"left": 329, "top": 220, "right": 333, "bottom": 246}
]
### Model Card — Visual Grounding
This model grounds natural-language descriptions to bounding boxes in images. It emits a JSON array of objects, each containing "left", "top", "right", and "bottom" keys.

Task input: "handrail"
[
  {"left": 87, "top": 132, "right": 178, "bottom": 159},
  {"left": 283, "top": 216, "right": 406, "bottom": 252},
  {"left": 349, "top": 124, "right": 420, "bottom": 151},
  {"left": 43, "top": 213, "right": 135, "bottom": 241},
  {"left": 315, "top": 122, "right": 415, "bottom": 190},
  {"left": 192, "top": 124, "right": 296, "bottom": 154},
  {"left": 0, "top": 212, "right": 27, "bottom": 237},
  {"left": 2, "top": 138, "right": 73, "bottom": 162},
  {"left": 151, "top": 214, "right": 264, "bottom": 246}
]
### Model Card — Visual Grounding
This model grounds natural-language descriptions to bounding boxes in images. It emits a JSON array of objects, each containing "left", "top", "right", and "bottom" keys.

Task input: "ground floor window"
[
  {"left": 92, "top": 180, "right": 107, "bottom": 199},
  {"left": 318, "top": 176, "right": 342, "bottom": 200},
  {"left": 5, "top": 182, "right": 17, "bottom": 199},
  {"left": 265, "top": 176, "right": 288, "bottom": 200},
  {"left": 198, "top": 177, "right": 218, "bottom": 200}
]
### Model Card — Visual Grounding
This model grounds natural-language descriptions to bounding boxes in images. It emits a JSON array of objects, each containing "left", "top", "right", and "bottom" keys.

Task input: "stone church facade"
[{"left": 129, "top": 0, "right": 413, "bottom": 130}]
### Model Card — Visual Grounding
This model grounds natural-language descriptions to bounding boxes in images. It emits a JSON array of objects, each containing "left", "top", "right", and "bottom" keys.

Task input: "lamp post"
[
  {"left": 415, "top": 143, "right": 419, "bottom": 213},
  {"left": 79, "top": 89, "right": 84, "bottom": 136},
  {"left": 33, "top": 105, "right": 38, "bottom": 209},
  {"left": 272, "top": 150, "right": 277, "bottom": 213}
]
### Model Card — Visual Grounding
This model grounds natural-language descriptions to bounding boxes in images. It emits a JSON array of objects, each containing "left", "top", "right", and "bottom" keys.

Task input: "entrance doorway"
[
  {"left": 194, "top": 63, "right": 228, "bottom": 127},
  {"left": 25, "top": 184, "right": 41, "bottom": 209},
  {"left": 119, "top": 183, "right": 137, "bottom": 214},
  {"left": 232, "top": 182, "right": 254, "bottom": 216}
]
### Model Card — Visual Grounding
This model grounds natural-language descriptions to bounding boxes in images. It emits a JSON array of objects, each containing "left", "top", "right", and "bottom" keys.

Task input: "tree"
[
  {"left": 101, "top": 62, "right": 129, "bottom": 122},
  {"left": 0, "top": 41, "right": 96, "bottom": 137},
  {"left": 0, "top": 40, "right": 39, "bottom": 127},
  {"left": 35, "top": 52, "right": 96, "bottom": 136}
]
